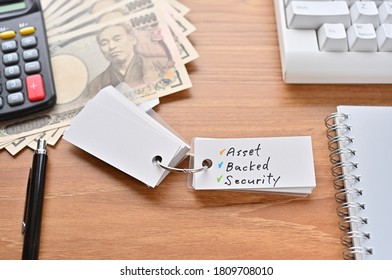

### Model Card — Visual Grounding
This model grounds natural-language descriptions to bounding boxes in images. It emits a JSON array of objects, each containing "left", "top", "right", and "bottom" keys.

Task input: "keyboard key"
[
  {"left": 286, "top": 1, "right": 351, "bottom": 29},
  {"left": 7, "top": 92, "right": 24, "bottom": 106},
  {"left": 26, "top": 74, "right": 46, "bottom": 102},
  {"left": 350, "top": 1, "right": 379, "bottom": 28},
  {"left": 368, "top": 0, "right": 387, "bottom": 8},
  {"left": 379, "top": 1, "right": 392, "bottom": 24},
  {"left": 347, "top": 23, "right": 377, "bottom": 51},
  {"left": 377, "top": 23, "right": 392, "bottom": 51},
  {"left": 333, "top": 1, "right": 358, "bottom": 8},
  {"left": 318, "top": 23, "right": 348, "bottom": 51}
]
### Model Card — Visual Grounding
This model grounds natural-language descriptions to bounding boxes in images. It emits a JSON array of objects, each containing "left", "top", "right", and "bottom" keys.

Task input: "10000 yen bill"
[
  {"left": 45, "top": 0, "right": 197, "bottom": 64},
  {"left": 49, "top": 7, "right": 192, "bottom": 102},
  {"left": 0, "top": 5, "right": 192, "bottom": 148}
]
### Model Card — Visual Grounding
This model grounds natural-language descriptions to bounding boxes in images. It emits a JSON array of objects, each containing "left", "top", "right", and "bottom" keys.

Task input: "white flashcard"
[
  {"left": 191, "top": 137, "right": 316, "bottom": 195},
  {"left": 63, "top": 86, "right": 190, "bottom": 187}
]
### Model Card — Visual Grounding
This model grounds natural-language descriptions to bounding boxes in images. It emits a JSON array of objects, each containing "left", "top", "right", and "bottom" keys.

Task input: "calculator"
[{"left": 0, "top": 0, "right": 56, "bottom": 120}]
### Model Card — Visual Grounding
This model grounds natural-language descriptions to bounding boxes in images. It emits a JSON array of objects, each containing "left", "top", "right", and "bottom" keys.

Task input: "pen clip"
[{"left": 21, "top": 168, "right": 32, "bottom": 235}]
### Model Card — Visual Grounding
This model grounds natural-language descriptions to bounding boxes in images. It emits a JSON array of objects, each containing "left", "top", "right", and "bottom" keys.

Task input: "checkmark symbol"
[
  {"left": 219, "top": 149, "right": 226, "bottom": 155},
  {"left": 218, "top": 162, "right": 224, "bottom": 168},
  {"left": 217, "top": 175, "right": 223, "bottom": 183}
]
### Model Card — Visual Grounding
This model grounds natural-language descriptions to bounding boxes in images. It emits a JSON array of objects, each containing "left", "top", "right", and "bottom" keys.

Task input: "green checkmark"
[{"left": 217, "top": 175, "right": 223, "bottom": 183}]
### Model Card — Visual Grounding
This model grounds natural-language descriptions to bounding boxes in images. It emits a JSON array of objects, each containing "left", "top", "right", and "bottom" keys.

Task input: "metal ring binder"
[
  {"left": 335, "top": 187, "right": 362, "bottom": 203},
  {"left": 338, "top": 216, "right": 367, "bottom": 232},
  {"left": 331, "top": 161, "right": 358, "bottom": 177},
  {"left": 153, "top": 156, "right": 212, "bottom": 174},
  {"left": 337, "top": 202, "right": 365, "bottom": 218},
  {"left": 328, "top": 135, "right": 354, "bottom": 151},
  {"left": 329, "top": 148, "right": 356, "bottom": 164},
  {"left": 325, "top": 112, "right": 373, "bottom": 260},
  {"left": 333, "top": 174, "right": 360, "bottom": 190},
  {"left": 341, "top": 231, "right": 370, "bottom": 247},
  {"left": 324, "top": 112, "right": 349, "bottom": 128},
  {"left": 343, "top": 247, "right": 373, "bottom": 260},
  {"left": 326, "top": 123, "right": 351, "bottom": 140}
]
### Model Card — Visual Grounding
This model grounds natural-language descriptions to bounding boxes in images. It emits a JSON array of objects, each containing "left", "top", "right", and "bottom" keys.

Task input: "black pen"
[{"left": 22, "top": 139, "right": 48, "bottom": 260}]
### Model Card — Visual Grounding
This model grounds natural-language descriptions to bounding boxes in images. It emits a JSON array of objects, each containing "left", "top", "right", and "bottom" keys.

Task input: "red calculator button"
[{"left": 26, "top": 74, "right": 46, "bottom": 102}]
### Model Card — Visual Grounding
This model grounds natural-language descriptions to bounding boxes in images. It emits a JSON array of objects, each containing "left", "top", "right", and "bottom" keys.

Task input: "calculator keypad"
[
  {"left": 0, "top": 25, "right": 48, "bottom": 117},
  {"left": 0, "top": 7, "right": 56, "bottom": 120}
]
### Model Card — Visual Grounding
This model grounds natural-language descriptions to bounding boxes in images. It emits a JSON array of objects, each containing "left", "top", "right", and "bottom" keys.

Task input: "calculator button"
[
  {"left": 6, "top": 79, "right": 22, "bottom": 92},
  {"left": 21, "top": 36, "right": 37, "bottom": 49},
  {"left": 7, "top": 92, "right": 24, "bottom": 106},
  {"left": 3, "top": 52, "right": 19, "bottom": 66},
  {"left": 4, "top": 65, "right": 21, "bottom": 78},
  {"left": 23, "top": 49, "right": 39, "bottom": 62},
  {"left": 20, "top": 26, "right": 36, "bottom": 36},
  {"left": 0, "top": 97, "right": 3, "bottom": 109},
  {"left": 26, "top": 74, "right": 45, "bottom": 102},
  {"left": 0, "top": 30, "right": 16, "bottom": 40},
  {"left": 25, "top": 61, "right": 41, "bottom": 74},
  {"left": 1, "top": 40, "right": 17, "bottom": 53}
]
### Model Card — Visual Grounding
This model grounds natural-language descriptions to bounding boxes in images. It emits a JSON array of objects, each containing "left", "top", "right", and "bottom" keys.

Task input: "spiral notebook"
[{"left": 325, "top": 105, "right": 392, "bottom": 260}]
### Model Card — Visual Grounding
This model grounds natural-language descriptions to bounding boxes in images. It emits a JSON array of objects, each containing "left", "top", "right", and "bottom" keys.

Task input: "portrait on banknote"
[{"left": 81, "top": 11, "right": 176, "bottom": 102}]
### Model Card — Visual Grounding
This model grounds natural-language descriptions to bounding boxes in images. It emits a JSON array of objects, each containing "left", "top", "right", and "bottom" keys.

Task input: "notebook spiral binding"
[{"left": 325, "top": 112, "right": 373, "bottom": 260}]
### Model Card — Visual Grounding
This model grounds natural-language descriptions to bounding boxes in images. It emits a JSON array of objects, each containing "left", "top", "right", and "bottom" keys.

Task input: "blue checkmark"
[{"left": 218, "top": 162, "right": 224, "bottom": 169}]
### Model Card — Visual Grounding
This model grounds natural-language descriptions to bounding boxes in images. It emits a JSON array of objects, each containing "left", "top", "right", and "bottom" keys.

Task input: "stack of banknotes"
[{"left": 0, "top": 0, "right": 198, "bottom": 156}]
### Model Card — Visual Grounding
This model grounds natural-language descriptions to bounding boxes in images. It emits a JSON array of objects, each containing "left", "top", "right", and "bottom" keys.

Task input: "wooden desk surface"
[{"left": 2, "top": 0, "right": 392, "bottom": 260}]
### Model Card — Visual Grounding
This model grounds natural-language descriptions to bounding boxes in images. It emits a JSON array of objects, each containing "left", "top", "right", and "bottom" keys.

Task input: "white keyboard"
[{"left": 274, "top": 0, "right": 392, "bottom": 83}]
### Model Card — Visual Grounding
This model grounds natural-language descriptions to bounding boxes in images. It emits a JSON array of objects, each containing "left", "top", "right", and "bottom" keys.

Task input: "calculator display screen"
[{"left": 0, "top": 0, "right": 26, "bottom": 14}]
